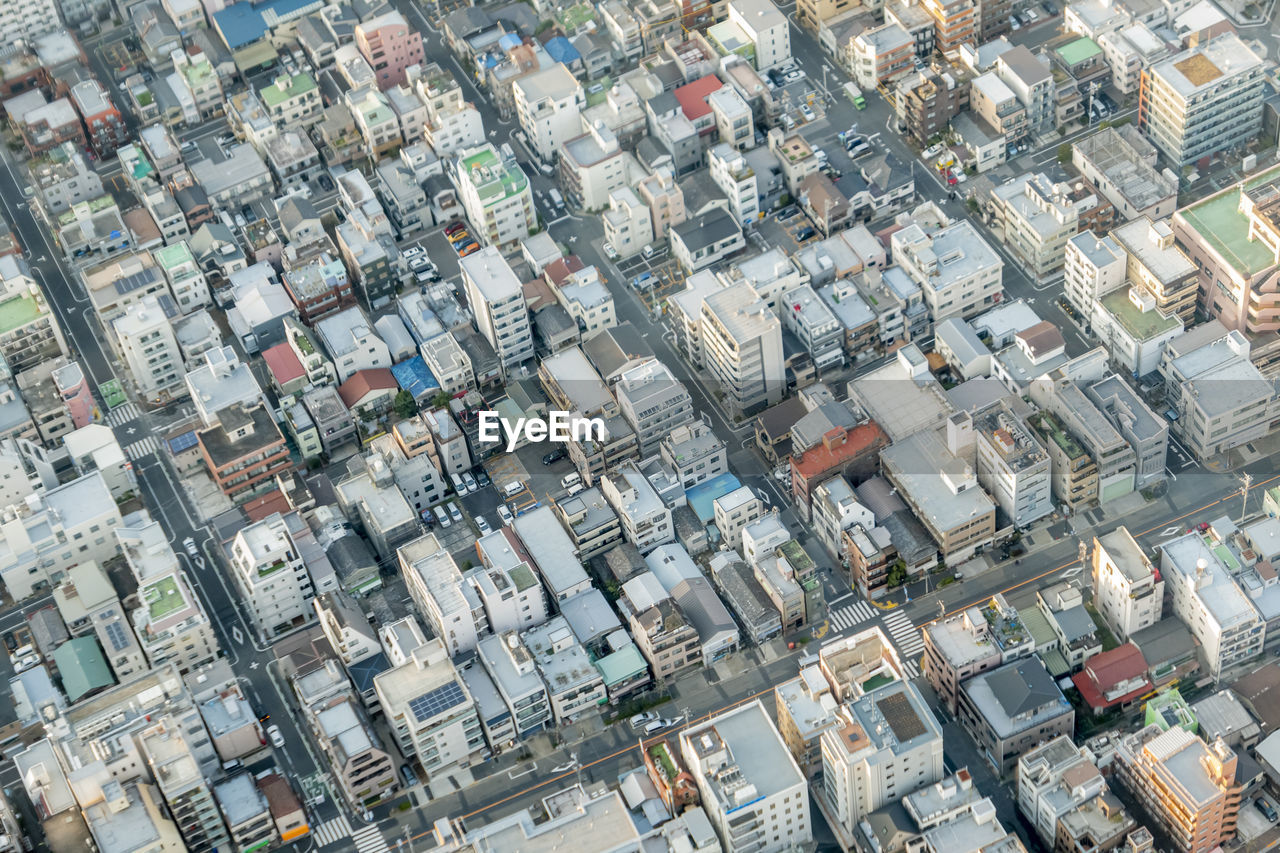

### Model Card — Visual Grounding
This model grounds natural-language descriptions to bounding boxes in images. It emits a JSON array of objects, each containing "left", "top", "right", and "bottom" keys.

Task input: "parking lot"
[{"left": 613, "top": 246, "right": 686, "bottom": 311}]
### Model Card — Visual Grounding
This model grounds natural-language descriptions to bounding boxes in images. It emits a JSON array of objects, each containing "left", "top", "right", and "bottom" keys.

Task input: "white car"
[
  {"left": 268, "top": 725, "right": 285, "bottom": 749},
  {"left": 462, "top": 472, "right": 477, "bottom": 493},
  {"left": 183, "top": 537, "right": 198, "bottom": 557},
  {"left": 449, "top": 502, "right": 463, "bottom": 523},
  {"left": 800, "top": 104, "right": 815, "bottom": 121},
  {"left": 497, "top": 505, "right": 514, "bottom": 526},
  {"left": 13, "top": 654, "right": 40, "bottom": 673},
  {"left": 475, "top": 515, "right": 492, "bottom": 535},
  {"left": 403, "top": 246, "right": 425, "bottom": 258}
]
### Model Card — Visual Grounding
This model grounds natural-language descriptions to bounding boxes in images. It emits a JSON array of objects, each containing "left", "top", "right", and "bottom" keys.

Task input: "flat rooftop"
[{"left": 1177, "top": 164, "right": 1280, "bottom": 277}]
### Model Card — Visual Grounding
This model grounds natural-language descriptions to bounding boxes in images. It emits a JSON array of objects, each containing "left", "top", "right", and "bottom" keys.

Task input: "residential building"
[
  {"left": 660, "top": 417, "right": 728, "bottom": 489},
  {"left": 154, "top": 241, "right": 210, "bottom": 314},
  {"left": 603, "top": 187, "right": 655, "bottom": 258},
  {"left": 0, "top": 257, "right": 66, "bottom": 373},
  {"left": 618, "top": 572, "right": 703, "bottom": 681},
  {"left": 454, "top": 144, "right": 536, "bottom": 250},
  {"left": 521, "top": 616, "right": 607, "bottom": 725},
  {"left": 1092, "top": 526, "right": 1162, "bottom": 642},
  {"left": 601, "top": 461, "right": 674, "bottom": 554},
  {"left": 0, "top": 0, "right": 60, "bottom": 42},
  {"left": 374, "top": 638, "right": 488, "bottom": 775},
  {"left": 1160, "top": 532, "right": 1264, "bottom": 679},
  {"left": 727, "top": 0, "right": 791, "bottom": 69},
  {"left": 1064, "top": 231, "right": 1127, "bottom": 317},
  {"left": 990, "top": 173, "right": 1080, "bottom": 282},
  {"left": 957, "top": 657, "right": 1074, "bottom": 775},
  {"left": 473, "top": 530, "right": 551, "bottom": 633},
  {"left": 1113, "top": 725, "right": 1242, "bottom": 853},
  {"left": 1086, "top": 375, "right": 1167, "bottom": 489},
  {"left": 782, "top": 284, "right": 843, "bottom": 372},
  {"left": 1016, "top": 737, "right": 1113, "bottom": 849},
  {"left": 477, "top": 631, "right": 552, "bottom": 738},
  {"left": 513, "top": 65, "right": 585, "bottom": 164},
  {"left": 560, "top": 122, "right": 626, "bottom": 211},
  {"left": 260, "top": 73, "right": 323, "bottom": 125},
  {"left": 670, "top": 208, "right": 745, "bottom": 273},
  {"left": 196, "top": 403, "right": 292, "bottom": 500},
  {"left": 401, "top": 534, "right": 486, "bottom": 657},
  {"left": 680, "top": 700, "right": 811, "bottom": 853},
  {"left": 922, "top": 597, "right": 1033, "bottom": 714},
  {"left": 1072, "top": 125, "right": 1178, "bottom": 221},
  {"left": 70, "top": 80, "right": 128, "bottom": 158},
  {"left": 849, "top": 24, "right": 915, "bottom": 90},
  {"left": 995, "top": 46, "right": 1055, "bottom": 135},
  {"left": 461, "top": 247, "right": 533, "bottom": 372},
  {"left": 553, "top": 489, "right": 622, "bottom": 560},
  {"left": 973, "top": 403, "right": 1052, "bottom": 527},
  {"left": 644, "top": 545, "right": 740, "bottom": 662},
  {"left": 615, "top": 359, "right": 693, "bottom": 455},
  {"left": 892, "top": 220, "right": 1003, "bottom": 321},
  {"left": 1111, "top": 216, "right": 1197, "bottom": 324},
  {"left": 895, "top": 69, "right": 969, "bottom": 147},
  {"left": 113, "top": 296, "right": 184, "bottom": 403},
  {"left": 355, "top": 12, "right": 424, "bottom": 91},
  {"left": 229, "top": 513, "right": 315, "bottom": 641},
  {"left": 1139, "top": 34, "right": 1264, "bottom": 166},
  {"left": 138, "top": 716, "right": 232, "bottom": 853},
  {"left": 698, "top": 282, "right": 785, "bottom": 416},
  {"left": 315, "top": 590, "right": 380, "bottom": 666},
  {"left": 282, "top": 253, "right": 354, "bottom": 324}
]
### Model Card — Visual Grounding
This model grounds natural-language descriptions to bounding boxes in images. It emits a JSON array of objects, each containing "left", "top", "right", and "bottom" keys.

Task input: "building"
[
  {"left": 1016, "top": 737, "right": 1115, "bottom": 848},
  {"left": 1112, "top": 217, "right": 1197, "bottom": 324},
  {"left": 1159, "top": 531, "right": 1264, "bottom": 679},
  {"left": 454, "top": 144, "right": 536, "bottom": 250},
  {"left": 138, "top": 717, "right": 232, "bottom": 853},
  {"left": 820, "top": 679, "right": 945, "bottom": 841},
  {"left": 70, "top": 80, "right": 128, "bottom": 159},
  {"left": 461, "top": 247, "right": 533, "bottom": 371},
  {"left": 615, "top": 360, "right": 693, "bottom": 455},
  {"left": 355, "top": 12, "right": 424, "bottom": 91},
  {"left": 513, "top": 65, "right": 585, "bottom": 164},
  {"left": 260, "top": 73, "right": 323, "bottom": 125},
  {"left": 473, "top": 530, "right": 551, "bottom": 633},
  {"left": 477, "top": 631, "right": 551, "bottom": 737},
  {"left": 1113, "top": 725, "right": 1241, "bottom": 853},
  {"left": 849, "top": 24, "right": 915, "bottom": 90},
  {"left": 727, "top": 0, "right": 791, "bottom": 69},
  {"left": 0, "top": 257, "right": 67, "bottom": 374},
  {"left": 401, "top": 534, "right": 484, "bottom": 657},
  {"left": 922, "top": 596, "right": 1033, "bottom": 713},
  {"left": 680, "top": 700, "right": 811, "bottom": 853},
  {"left": 698, "top": 282, "right": 785, "bottom": 416},
  {"left": 660, "top": 418, "right": 728, "bottom": 489},
  {"left": 0, "top": 0, "right": 60, "bottom": 41},
  {"left": 1092, "top": 526, "right": 1162, "bottom": 643},
  {"left": 229, "top": 513, "right": 315, "bottom": 641},
  {"left": 670, "top": 209, "right": 745, "bottom": 273},
  {"left": 973, "top": 403, "right": 1052, "bottom": 528},
  {"left": 1139, "top": 34, "right": 1264, "bottom": 166},
  {"left": 892, "top": 221, "right": 1003, "bottom": 321},
  {"left": 560, "top": 123, "right": 626, "bottom": 211},
  {"left": 113, "top": 297, "right": 184, "bottom": 404},
  {"left": 311, "top": 698, "right": 397, "bottom": 808},
  {"left": 990, "top": 173, "right": 1081, "bottom": 282},
  {"left": 618, "top": 573, "right": 703, "bottom": 681},
  {"left": 196, "top": 403, "right": 292, "bottom": 500},
  {"left": 521, "top": 617, "right": 607, "bottom": 725},
  {"left": 601, "top": 461, "right": 673, "bottom": 554},
  {"left": 957, "top": 657, "right": 1074, "bottom": 775},
  {"left": 373, "top": 638, "right": 488, "bottom": 777},
  {"left": 1072, "top": 125, "right": 1177, "bottom": 221}
]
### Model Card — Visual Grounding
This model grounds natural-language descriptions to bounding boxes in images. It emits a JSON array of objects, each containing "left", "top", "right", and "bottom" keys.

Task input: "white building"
[
  {"left": 603, "top": 187, "right": 654, "bottom": 259},
  {"left": 989, "top": 173, "right": 1080, "bottom": 282},
  {"left": 315, "top": 306, "right": 392, "bottom": 384},
  {"left": 453, "top": 144, "right": 536, "bottom": 249},
  {"left": 892, "top": 221, "right": 1003, "bottom": 321},
  {"left": 699, "top": 282, "right": 785, "bottom": 416},
  {"left": 713, "top": 486, "right": 763, "bottom": 552},
  {"left": 555, "top": 265, "right": 616, "bottom": 337},
  {"left": 477, "top": 631, "right": 552, "bottom": 738},
  {"left": 1016, "top": 737, "right": 1108, "bottom": 847},
  {"left": 973, "top": 404, "right": 1053, "bottom": 528},
  {"left": 1064, "top": 231, "right": 1127, "bottom": 317},
  {"left": 1160, "top": 531, "right": 1263, "bottom": 679},
  {"left": 1, "top": 0, "right": 61, "bottom": 42},
  {"left": 681, "top": 699, "right": 811, "bottom": 853},
  {"left": 473, "top": 531, "right": 551, "bottom": 634},
  {"left": 461, "top": 248, "right": 533, "bottom": 371},
  {"left": 512, "top": 65, "right": 586, "bottom": 163},
  {"left": 709, "top": 143, "right": 761, "bottom": 226},
  {"left": 601, "top": 461, "right": 674, "bottom": 554},
  {"left": 229, "top": 513, "right": 316, "bottom": 641},
  {"left": 728, "top": 0, "right": 792, "bottom": 70},
  {"left": 401, "top": 534, "right": 486, "bottom": 658},
  {"left": 113, "top": 295, "right": 185, "bottom": 403},
  {"left": 1092, "top": 526, "right": 1162, "bottom": 642},
  {"left": 615, "top": 359, "right": 693, "bottom": 455}
]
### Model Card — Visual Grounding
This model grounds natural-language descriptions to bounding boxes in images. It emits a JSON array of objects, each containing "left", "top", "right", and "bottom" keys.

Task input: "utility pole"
[{"left": 1240, "top": 472, "right": 1253, "bottom": 523}]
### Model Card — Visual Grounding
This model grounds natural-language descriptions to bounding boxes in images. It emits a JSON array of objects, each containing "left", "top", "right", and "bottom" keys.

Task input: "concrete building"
[
  {"left": 973, "top": 403, "right": 1052, "bottom": 528},
  {"left": 892, "top": 221, "right": 1003, "bottom": 321},
  {"left": 513, "top": 506, "right": 593, "bottom": 602},
  {"left": 1064, "top": 231, "right": 1127, "bottom": 317},
  {"left": 698, "top": 282, "right": 785, "bottom": 416},
  {"left": 521, "top": 616, "right": 607, "bottom": 725},
  {"left": 618, "top": 572, "right": 703, "bottom": 682},
  {"left": 1072, "top": 125, "right": 1178, "bottom": 221},
  {"left": 1113, "top": 725, "right": 1242, "bottom": 853},
  {"left": 454, "top": 144, "right": 536, "bottom": 250},
  {"left": 660, "top": 417, "right": 728, "bottom": 489},
  {"left": 1139, "top": 34, "right": 1264, "bottom": 166},
  {"left": 990, "top": 172, "right": 1081, "bottom": 281},
  {"left": 473, "top": 530, "right": 551, "bottom": 634},
  {"left": 957, "top": 656, "right": 1074, "bottom": 776},
  {"left": 559, "top": 122, "right": 626, "bottom": 212},
  {"left": 1160, "top": 531, "right": 1264, "bottom": 679},
  {"left": 680, "top": 700, "right": 811, "bottom": 853},
  {"left": 1092, "top": 526, "right": 1162, "bottom": 642},
  {"left": 229, "top": 513, "right": 315, "bottom": 641},
  {"left": 922, "top": 596, "right": 1033, "bottom": 713},
  {"left": 401, "top": 534, "right": 485, "bottom": 657},
  {"left": 0, "top": 257, "right": 67, "bottom": 374},
  {"left": 727, "top": 0, "right": 791, "bottom": 70},
  {"left": 355, "top": 12, "right": 424, "bottom": 91},
  {"left": 615, "top": 359, "right": 693, "bottom": 455},
  {"left": 1112, "top": 216, "right": 1198, "bottom": 324},
  {"left": 1016, "top": 737, "right": 1110, "bottom": 848},
  {"left": 601, "top": 461, "right": 674, "bottom": 554},
  {"left": 461, "top": 247, "right": 533, "bottom": 371},
  {"left": 513, "top": 65, "right": 585, "bottom": 164},
  {"left": 112, "top": 296, "right": 184, "bottom": 404},
  {"left": 670, "top": 208, "right": 745, "bottom": 273},
  {"left": 477, "top": 631, "right": 551, "bottom": 738},
  {"left": 315, "top": 305, "right": 391, "bottom": 385}
]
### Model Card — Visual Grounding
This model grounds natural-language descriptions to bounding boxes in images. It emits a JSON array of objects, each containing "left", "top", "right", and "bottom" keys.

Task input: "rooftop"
[
  {"left": 1099, "top": 288, "right": 1180, "bottom": 340},
  {"left": 1154, "top": 34, "right": 1260, "bottom": 97},
  {"left": 963, "top": 657, "right": 1070, "bottom": 738},
  {"left": 459, "top": 144, "right": 528, "bottom": 204},
  {"left": 1161, "top": 532, "right": 1260, "bottom": 629}
]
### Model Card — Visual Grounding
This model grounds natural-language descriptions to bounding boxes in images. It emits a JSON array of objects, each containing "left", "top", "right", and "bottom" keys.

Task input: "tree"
[
  {"left": 393, "top": 390, "right": 418, "bottom": 419},
  {"left": 430, "top": 391, "right": 451, "bottom": 410},
  {"left": 887, "top": 561, "right": 909, "bottom": 588},
  {"left": 1057, "top": 143, "right": 1072, "bottom": 164}
]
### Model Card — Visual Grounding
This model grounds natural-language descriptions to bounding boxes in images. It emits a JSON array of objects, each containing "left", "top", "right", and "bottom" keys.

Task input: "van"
[
  {"left": 561, "top": 472, "right": 581, "bottom": 490},
  {"left": 12, "top": 645, "right": 34, "bottom": 661},
  {"left": 549, "top": 189, "right": 565, "bottom": 209},
  {"left": 566, "top": 483, "right": 584, "bottom": 497},
  {"left": 503, "top": 480, "right": 525, "bottom": 499},
  {"left": 433, "top": 506, "right": 451, "bottom": 528},
  {"left": 450, "top": 473, "right": 466, "bottom": 494},
  {"left": 539, "top": 162, "right": 555, "bottom": 176},
  {"left": 643, "top": 720, "right": 668, "bottom": 735}
]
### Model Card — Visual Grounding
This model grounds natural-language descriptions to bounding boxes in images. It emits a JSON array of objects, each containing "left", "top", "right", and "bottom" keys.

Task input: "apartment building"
[
  {"left": 709, "top": 144, "right": 761, "bottom": 225},
  {"left": 895, "top": 69, "right": 970, "bottom": 146},
  {"left": 1111, "top": 217, "right": 1197, "bottom": 324},
  {"left": 1113, "top": 725, "right": 1242, "bottom": 853},
  {"left": 260, "top": 73, "right": 323, "bottom": 125},
  {"left": 1139, "top": 34, "right": 1264, "bottom": 166},
  {"left": 970, "top": 73, "right": 1029, "bottom": 142},
  {"left": 820, "top": 679, "right": 945, "bottom": 841},
  {"left": 374, "top": 638, "right": 488, "bottom": 774},
  {"left": 461, "top": 247, "right": 533, "bottom": 370},
  {"left": 681, "top": 700, "right": 811, "bottom": 853},
  {"left": 154, "top": 241, "right": 210, "bottom": 314},
  {"left": 1086, "top": 376, "right": 1167, "bottom": 489},
  {"left": 603, "top": 187, "right": 655, "bottom": 258},
  {"left": 477, "top": 631, "right": 551, "bottom": 737},
  {"left": 552, "top": 489, "right": 622, "bottom": 560},
  {"left": 401, "top": 534, "right": 485, "bottom": 657},
  {"left": 1159, "top": 328, "right": 1278, "bottom": 461},
  {"left": 618, "top": 572, "right": 703, "bottom": 681},
  {"left": 1160, "top": 531, "right": 1264, "bottom": 679},
  {"left": 138, "top": 717, "right": 232, "bottom": 853},
  {"left": 995, "top": 46, "right": 1054, "bottom": 135},
  {"left": 0, "top": 0, "right": 60, "bottom": 41},
  {"left": 1016, "top": 737, "right": 1111, "bottom": 848},
  {"left": 1032, "top": 378, "right": 1138, "bottom": 504},
  {"left": 670, "top": 209, "right": 746, "bottom": 273},
  {"left": 660, "top": 417, "right": 728, "bottom": 489},
  {"left": 1072, "top": 125, "right": 1177, "bottom": 221},
  {"left": 0, "top": 257, "right": 67, "bottom": 374},
  {"left": 513, "top": 65, "right": 585, "bottom": 164},
  {"left": 560, "top": 122, "right": 626, "bottom": 211},
  {"left": 892, "top": 221, "right": 1003, "bottom": 321},
  {"left": 990, "top": 173, "right": 1080, "bottom": 281},
  {"left": 229, "top": 513, "right": 315, "bottom": 641},
  {"left": 1064, "top": 231, "right": 1126, "bottom": 317},
  {"left": 355, "top": 12, "right": 423, "bottom": 91},
  {"left": 615, "top": 359, "right": 693, "bottom": 455},
  {"left": 113, "top": 296, "right": 184, "bottom": 404},
  {"left": 922, "top": 596, "right": 1033, "bottom": 713},
  {"left": 473, "top": 530, "right": 551, "bottom": 633},
  {"left": 849, "top": 24, "right": 915, "bottom": 90},
  {"left": 698, "top": 282, "right": 785, "bottom": 416},
  {"left": 1092, "top": 526, "right": 1162, "bottom": 642},
  {"left": 601, "top": 461, "right": 674, "bottom": 554},
  {"left": 454, "top": 144, "right": 536, "bottom": 250},
  {"left": 973, "top": 403, "right": 1052, "bottom": 527},
  {"left": 70, "top": 80, "right": 128, "bottom": 158},
  {"left": 957, "top": 657, "right": 1074, "bottom": 775}
]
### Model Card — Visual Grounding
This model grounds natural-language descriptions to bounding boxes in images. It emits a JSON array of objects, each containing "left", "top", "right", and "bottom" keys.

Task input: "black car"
[
  {"left": 1257, "top": 797, "right": 1278, "bottom": 822},
  {"left": 317, "top": 173, "right": 334, "bottom": 192},
  {"left": 542, "top": 448, "right": 567, "bottom": 465},
  {"left": 242, "top": 205, "right": 256, "bottom": 223},
  {"left": 475, "top": 469, "right": 491, "bottom": 488},
  {"left": 796, "top": 226, "right": 816, "bottom": 242}
]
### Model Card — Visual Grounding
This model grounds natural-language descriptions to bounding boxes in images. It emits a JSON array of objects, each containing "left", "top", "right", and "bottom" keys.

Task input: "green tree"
[
  {"left": 1057, "top": 143, "right": 1072, "bottom": 164},
  {"left": 430, "top": 391, "right": 451, "bottom": 410},
  {"left": 393, "top": 390, "right": 418, "bottom": 419},
  {"left": 887, "top": 561, "right": 909, "bottom": 588}
]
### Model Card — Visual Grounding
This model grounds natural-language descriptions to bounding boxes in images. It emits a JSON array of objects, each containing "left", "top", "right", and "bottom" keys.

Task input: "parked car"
[
  {"left": 542, "top": 448, "right": 567, "bottom": 465},
  {"left": 800, "top": 104, "right": 815, "bottom": 121},
  {"left": 433, "top": 506, "right": 451, "bottom": 528},
  {"left": 475, "top": 469, "right": 491, "bottom": 488},
  {"left": 13, "top": 655, "right": 39, "bottom": 673},
  {"left": 630, "top": 712, "right": 660, "bottom": 729},
  {"left": 317, "top": 173, "right": 334, "bottom": 191},
  {"left": 462, "top": 472, "right": 477, "bottom": 493},
  {"left": 631, "top": 272, "right": 654, "bottom": 289},
  {"left": 497, "top": 504, "right": 514, "bottom": 526},
  {"left": 1256, "top": 797, "right": 1278, "bottom": 822},
  {"left": 795, "top": 226, "right": 816, "bottom": 242},
  {"left": 448, "top": 502, "right": 463, "bottom": 523},
  {"left": 475, "top": 515, "right": 491, "bottom": 535},
  {"left": 268, "top": 725, "right": 286, "bottom": 749},
  {"left": 401, "top": 765, "right": 419, "bottom": 787},
  {"left": 457, "top": 241, "right": 480, "bottom": 257}
]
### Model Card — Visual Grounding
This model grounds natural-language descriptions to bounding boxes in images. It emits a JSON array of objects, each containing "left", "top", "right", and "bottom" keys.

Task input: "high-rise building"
[
  {"left": 460, "top": 247, "right": 533, "bottom": 371},
  {"left": 1092, "top": 526, "right": 1163, "bottom": 641}
]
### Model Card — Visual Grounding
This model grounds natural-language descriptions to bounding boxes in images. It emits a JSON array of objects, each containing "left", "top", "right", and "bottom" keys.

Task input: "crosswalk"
[
  {"left": 124, "top": 436, "right": 160, "bottom": 461},
  {"left": 312, "top": 815, "right": 389, "bottom": 853},
  {"left": 827, "top": 600, "right": 924, "bottom": 679},
  {"left": 105, "top": 403, "right": 143, "bottom": 427}
]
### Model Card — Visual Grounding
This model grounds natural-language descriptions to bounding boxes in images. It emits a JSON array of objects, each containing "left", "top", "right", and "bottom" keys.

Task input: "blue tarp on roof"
[
  {"left": 214, "top": 0, "right": 321, "bottom": 49},
  {"left": 391, "top": 356, "right": 440, "bottom": 402},
  {"left": 498, "top": 33, "right": 522, "bottom": 51},
  {"left": 686, "top": 473, "right": 742, "bottom": 524},
  {"left": 545, "top": 37, "right": 581, "bottom": 65}
]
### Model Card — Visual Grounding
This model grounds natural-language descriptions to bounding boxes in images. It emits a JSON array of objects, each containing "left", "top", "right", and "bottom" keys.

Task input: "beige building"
[{"left": 1091, "top": 526, "right": 1162, "bottom": 642}]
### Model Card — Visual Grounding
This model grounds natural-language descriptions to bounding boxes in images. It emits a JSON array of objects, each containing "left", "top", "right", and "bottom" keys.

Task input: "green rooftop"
[
  {"left": 53, "top": 636, "right": 114, "bottom": 702},
  {"left": 144, "top": 575, "right": 187, "bottom": 621},
  {"left": 154, "top": 241, "right": 194, "bottom": 269},
  {"left": 1179, "top": 163, "right": 1280, "bottom": 276},
  {"left": 509, "top": 563, "right": 538, "bottom": 592},
  {"left": 1100, "top": 288, "right": 1180, "bottom": 340},
  {"left": 182, "top": 58, "right": 216, "bottom": 88},
  {"left": 260, "top": 73, "right": 317, "bottom": 108},
  {"left": 556, "top": 2, "right": 597, "bottom": 31},
  {"left": 593, "top": 642, "right": 648, "bottom": 686},
  {"left": 1056, "top": 37, "right": 1102, "bottom": 66},
  {"left": 0, "top": 293, "right": 46, "bottom": 334},
  {"left": 461, "top": 145, "right": 528, "bottom": 203},
  {"left": 778, "top": 539, "right": 814, "bottom": 573}
]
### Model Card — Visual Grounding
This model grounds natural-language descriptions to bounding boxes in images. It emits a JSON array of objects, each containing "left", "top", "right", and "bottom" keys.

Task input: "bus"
[{"left": 844, "top": 82, "right": 866, "bottom": 109}]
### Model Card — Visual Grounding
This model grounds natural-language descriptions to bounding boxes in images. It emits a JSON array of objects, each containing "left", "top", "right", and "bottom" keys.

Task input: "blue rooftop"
[
  {"left": 686, "top": 473, "right": 742, "bottom": 524},
  {"left": 214, "top": 0, "right": 323, "bottom": 49},
  {"left": 391, "top": 356, "right": 440, "bottom": 402},
  {"left": 545, "top": 37, "right": 581, "bottom": 65},
  {"left": 498, "top": 33, "right": 522, "bottom": 51}
]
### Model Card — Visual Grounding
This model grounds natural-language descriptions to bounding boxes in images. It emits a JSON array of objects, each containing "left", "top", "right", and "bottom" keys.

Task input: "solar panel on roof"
[
  {"left": 877, "top": 691, "right": 927, "bottom": 742},
  {"left": 168, "top": 431, "right": 199, "bottom": 453},
  {"left": 408, "top": 681, "right": 466, "bottom": 722},
  {"left": 104, "top": 621, "right": 131, "bottom": 652}
]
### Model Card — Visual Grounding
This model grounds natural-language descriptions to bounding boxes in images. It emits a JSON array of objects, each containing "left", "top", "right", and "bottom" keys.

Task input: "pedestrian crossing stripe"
[
  {"left": 124, "top": 436, "right": 160, "bottom": 461},
  {"left": 314, "top": 815, "right": 390, "bottom": 853},
  {"left": 106, "top": 403, "right": 143, "bottom": 427},
  {"left": 353, "top": 824, "right": 390, "bottom": 853},
  {"left": 883, "top": 611, "right": 925, "bottom": 656},
  {"left": 313, "top": 816, "right": 351, "bottom": 848},
  {"left": 827, "top": 600, "right": 877, "bottom": 631}
]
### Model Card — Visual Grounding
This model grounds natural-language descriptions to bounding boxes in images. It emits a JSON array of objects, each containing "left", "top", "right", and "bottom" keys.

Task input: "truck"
[{"left": 844, "top": 82, "right": 866, "bottom": 109}]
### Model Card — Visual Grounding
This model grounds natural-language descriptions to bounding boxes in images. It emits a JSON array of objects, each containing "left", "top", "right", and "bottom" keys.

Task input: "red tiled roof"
[
  {"left": 544, "top": 255, "right": 585, "bottom": 287},
  {"left": 243, "top": 489, "right": 290, "bottom": 522},
  {"left": 261, "top": 343, "right": 305, "bottom": 385},
  {"left": 674, "top": 75, "right": 722, "bottom": 120},
  {"left": 1072, "top": 642, "right": 1151, "bottom": 712},
  {"left": 338, "top": 368, "right": 398, "bottom": 409},
  {"left": 793, "top": 421, "right": 888, "bottom": 479}
]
